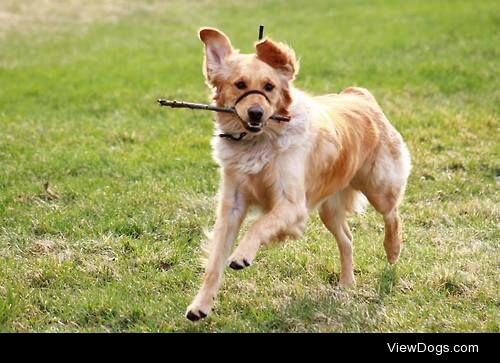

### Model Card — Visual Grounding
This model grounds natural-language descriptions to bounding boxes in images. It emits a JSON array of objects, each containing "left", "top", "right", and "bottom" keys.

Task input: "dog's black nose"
[{"left": 247, "top": 106, "right": 263, "bottom": 122}]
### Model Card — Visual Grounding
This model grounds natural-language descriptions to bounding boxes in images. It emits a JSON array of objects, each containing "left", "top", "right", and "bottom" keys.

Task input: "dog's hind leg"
[
  {"left": 359, "top": 147, "right": 410, "bottom": 264},
  {"left": 186, "top": 172, "right": 247, "bottom": 321},
  {"left": 319, "top": 188, "right": 364, "bottom": 287},
  {"left": 363, "top": 189, "right": 404, "bottom": 264},
  {"left": 382, "top": 207, "right": 401, "bottom": 264}
]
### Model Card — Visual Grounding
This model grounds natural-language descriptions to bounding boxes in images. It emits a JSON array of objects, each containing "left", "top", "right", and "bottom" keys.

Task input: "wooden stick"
[{"left": 157, "top": 99, "right": 291, "bottom": 122}]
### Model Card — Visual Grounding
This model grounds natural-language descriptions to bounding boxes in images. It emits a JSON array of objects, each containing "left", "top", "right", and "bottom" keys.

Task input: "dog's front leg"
[
  {"left": 228, "top": 159, "right": 308, "bottom": 270},
  {"left": 186, "top": 171, "right": 247, "bottom": 321},
  {"left": 228, "top": 199, "right": 307, "bottom": 269}
]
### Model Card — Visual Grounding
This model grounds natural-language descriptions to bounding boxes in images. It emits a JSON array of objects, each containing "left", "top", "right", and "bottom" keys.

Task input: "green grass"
[{"left": 0, "top": 0, "right": 498, "bottom": 332}]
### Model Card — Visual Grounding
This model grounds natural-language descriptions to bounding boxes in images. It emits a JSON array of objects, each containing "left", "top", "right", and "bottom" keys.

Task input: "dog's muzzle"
[
  {"left": 234, "top": 90, "right": 271, "bottom": 133},
  {"left": 247, "top": 105, "right": 264, "bottom": 131}
]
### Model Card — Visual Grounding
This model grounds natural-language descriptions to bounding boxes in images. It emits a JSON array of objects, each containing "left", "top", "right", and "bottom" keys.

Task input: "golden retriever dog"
[{"left": 186, "top": 27, "right": 411, "bottom": 321}]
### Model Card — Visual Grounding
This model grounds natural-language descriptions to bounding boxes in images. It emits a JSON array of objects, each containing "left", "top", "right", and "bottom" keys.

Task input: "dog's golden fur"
[{"left": 186, "top": 28, "right": 411, "bottom": 321}]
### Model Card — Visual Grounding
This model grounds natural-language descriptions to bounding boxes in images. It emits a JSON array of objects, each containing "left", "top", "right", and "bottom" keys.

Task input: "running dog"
[{"left": 185, "top": 27, "right": 411, "bottom": 321}]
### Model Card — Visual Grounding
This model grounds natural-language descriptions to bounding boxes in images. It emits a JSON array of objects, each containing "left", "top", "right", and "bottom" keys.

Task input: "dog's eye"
[
  {"left": 235, "top": 81, "right": 247, "bottom": 90},
  {"left": 264, "top": 83, "right": 275, "bottom": 92}
]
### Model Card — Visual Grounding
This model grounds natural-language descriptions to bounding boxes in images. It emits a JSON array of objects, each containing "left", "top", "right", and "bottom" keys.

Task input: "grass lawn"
[{"left": 0, "top": 0, "right": 498, "bottom": 332}]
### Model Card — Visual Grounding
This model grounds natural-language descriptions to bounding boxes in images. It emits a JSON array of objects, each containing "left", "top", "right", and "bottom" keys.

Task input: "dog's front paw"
[
  {"left": 228, "top": 241, "right": 259, "bottom": 270},
  {"left": 229, "top": 257, "right": 251, "bottom": 270},
  {"left": 185, "top": 295, "right": 213, "bottom": 321},
  {"left": 186, "top": 308, "right": 208, "bottom": 321},
  {"left": 228, "top": 250, "right": 255, "bottom": 270}
]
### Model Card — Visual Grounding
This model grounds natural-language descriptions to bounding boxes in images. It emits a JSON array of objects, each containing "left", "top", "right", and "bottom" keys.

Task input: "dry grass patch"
[{"left": 0, "top": 0, "right": 168, "bottom": 38}]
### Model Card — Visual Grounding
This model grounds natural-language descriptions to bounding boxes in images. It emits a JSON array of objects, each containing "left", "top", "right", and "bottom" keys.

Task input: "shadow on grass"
[
  {"left": 268, "top": 265, "right": 401, "bottom": 332},
  {"left": 377, "top": 265, "right": 399, "bottom": 299}
]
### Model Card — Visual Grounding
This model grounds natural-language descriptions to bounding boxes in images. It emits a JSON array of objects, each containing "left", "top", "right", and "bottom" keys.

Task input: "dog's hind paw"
[{"left": 339, "top": 274, "right": 356, "bottom": 288}]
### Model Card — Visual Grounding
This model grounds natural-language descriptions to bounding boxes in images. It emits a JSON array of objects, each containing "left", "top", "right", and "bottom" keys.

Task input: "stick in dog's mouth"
[{"left": 157, "top": 99, "right": 291, "bottom": 122}]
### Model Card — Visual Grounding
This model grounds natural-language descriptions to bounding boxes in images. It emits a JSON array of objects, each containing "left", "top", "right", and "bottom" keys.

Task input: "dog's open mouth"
[
  {"left": 247, "top": 125, "right": 261, "bottom": 133},
  {"left": 245, "top": 122, "right": 264, "bottom": 133}
]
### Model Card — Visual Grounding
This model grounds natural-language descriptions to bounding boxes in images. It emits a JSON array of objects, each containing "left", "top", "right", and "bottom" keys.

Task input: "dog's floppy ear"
[
  {"left": 255, "top": 38, "right": 299, "bottom": 80},
  {"left": 199, "top": 27, "right": 233, "bottom": 82}
]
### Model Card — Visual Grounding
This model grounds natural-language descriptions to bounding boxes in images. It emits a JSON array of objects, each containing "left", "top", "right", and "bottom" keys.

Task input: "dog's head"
[{"left": 199, "top": 27, "right": 298, "bottom": 134}]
